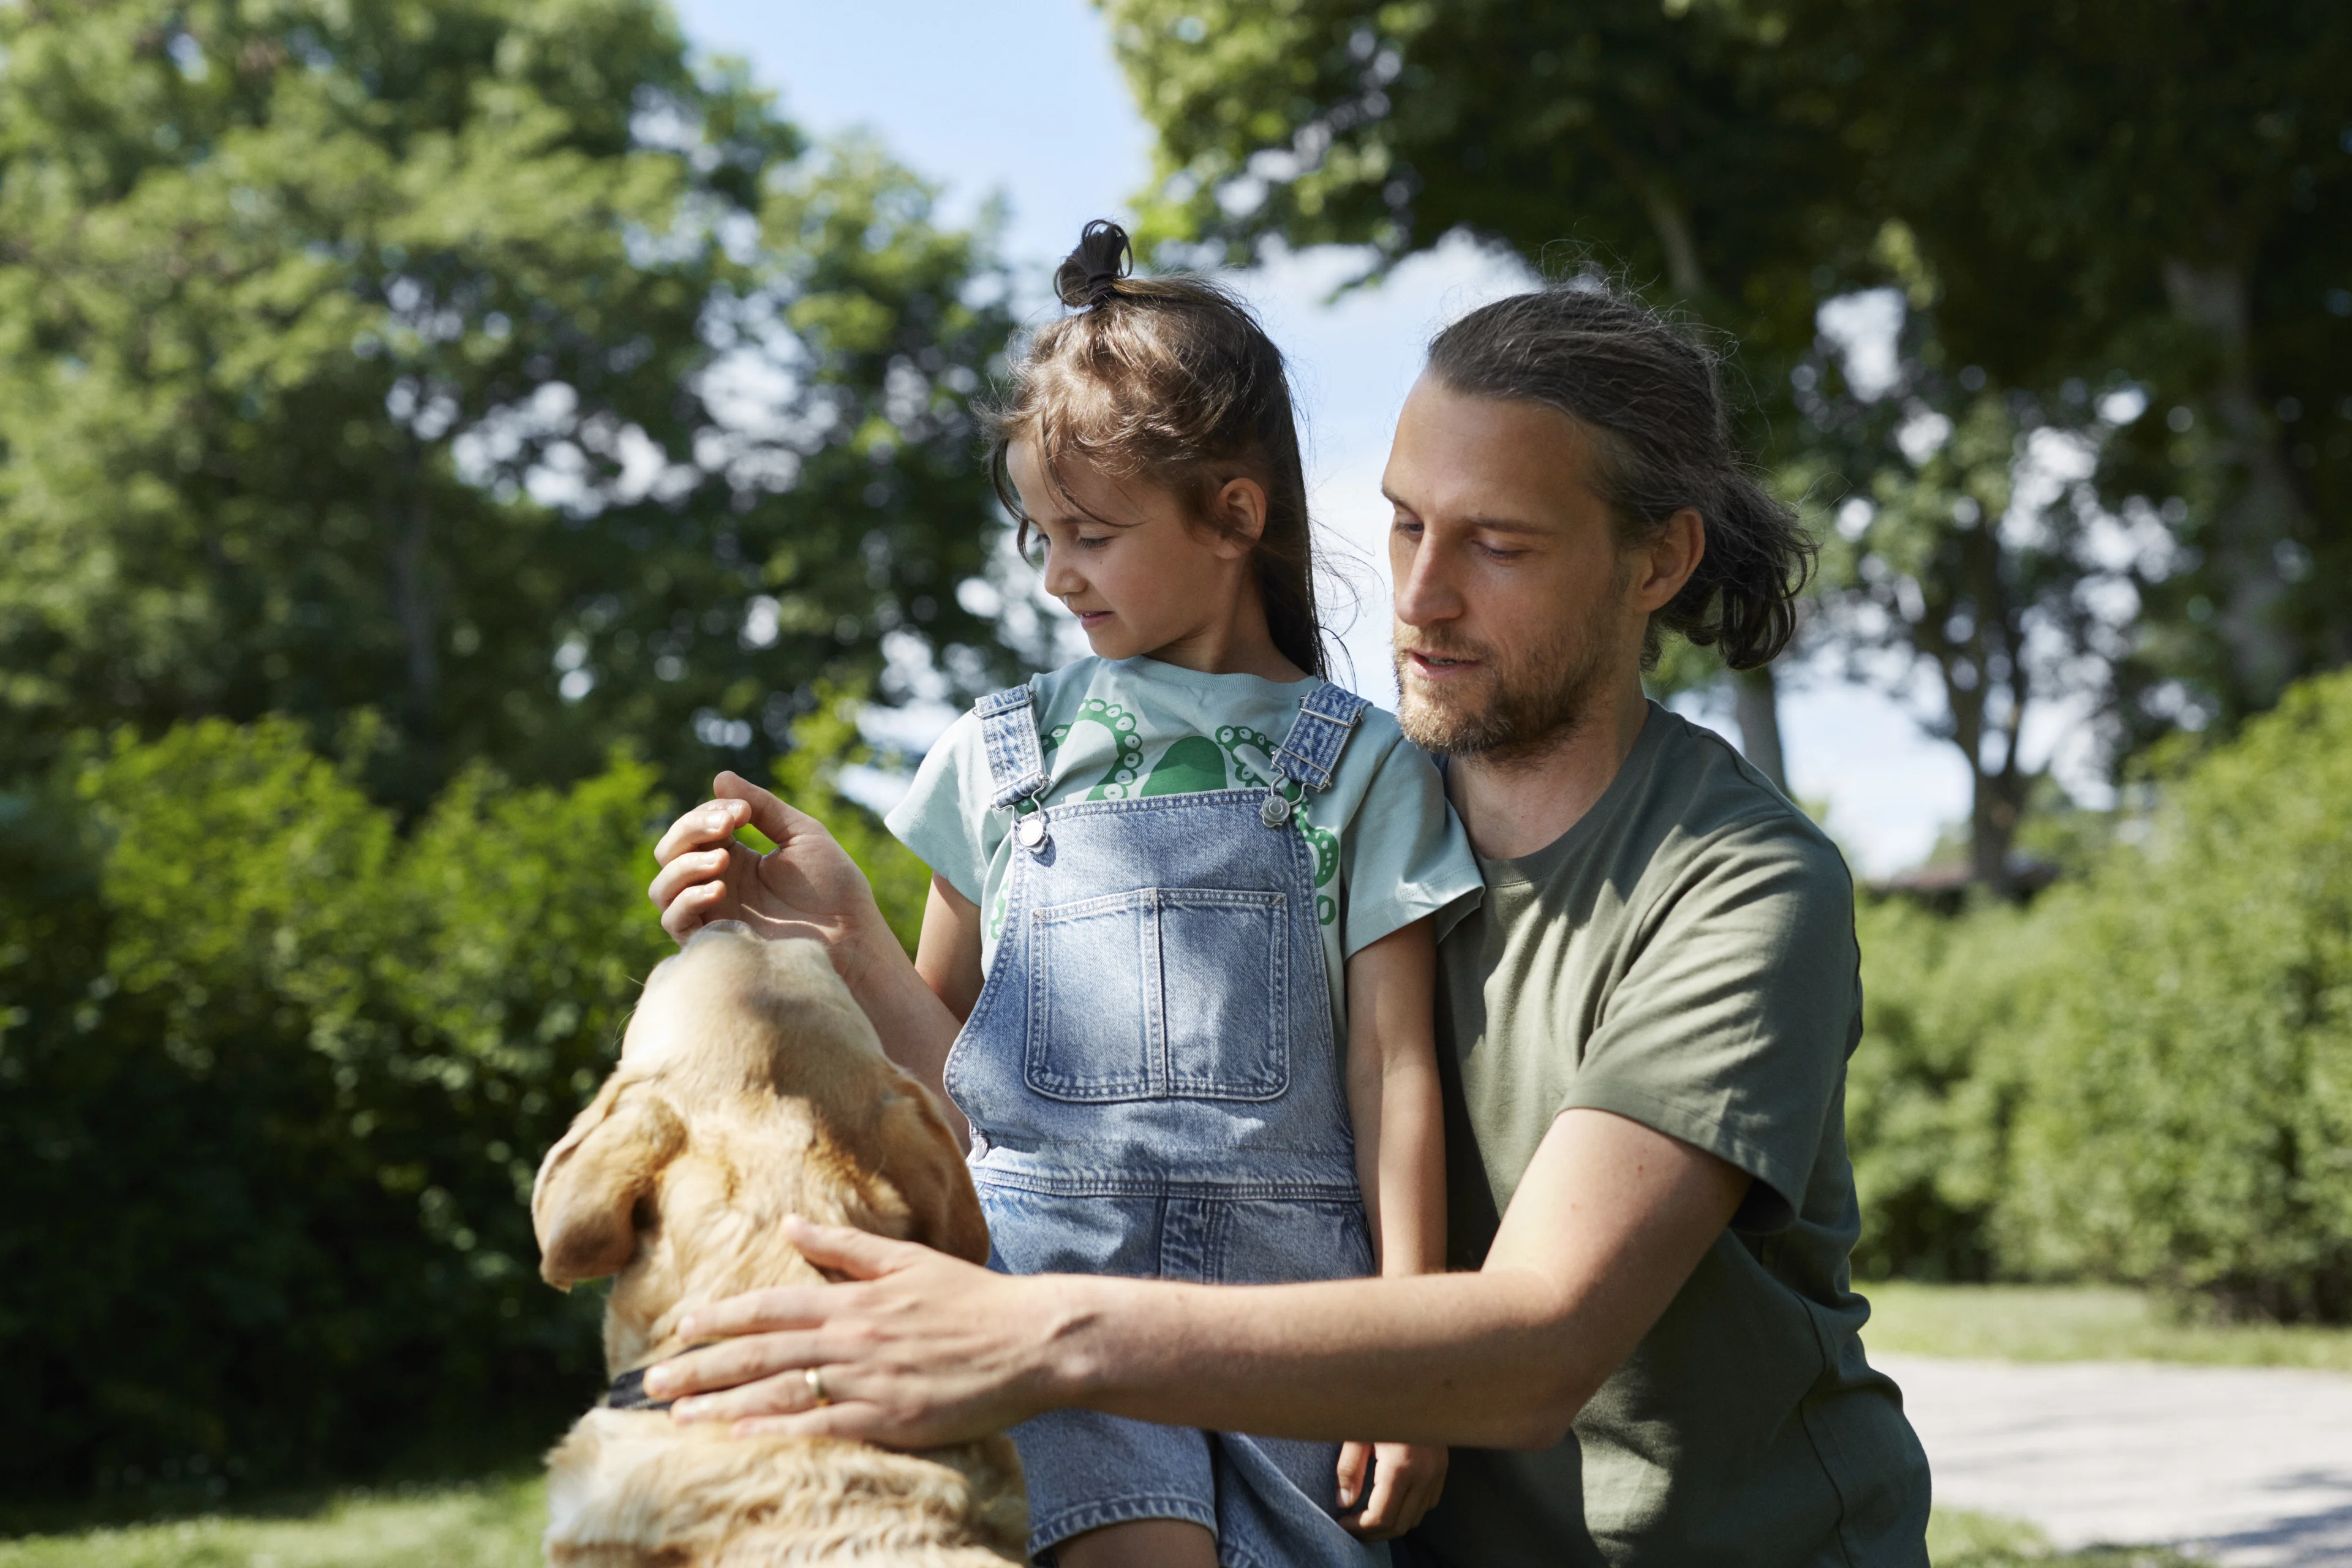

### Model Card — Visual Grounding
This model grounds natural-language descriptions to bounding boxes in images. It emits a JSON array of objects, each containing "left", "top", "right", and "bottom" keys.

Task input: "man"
[{"left": 643, "top": 282, "right": 1932, "bottom": 1564}]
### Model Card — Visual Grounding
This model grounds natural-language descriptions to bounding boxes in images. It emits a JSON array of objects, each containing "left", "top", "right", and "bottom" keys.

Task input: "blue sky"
[{"left": 671, "top": 0, "right": 1973, "bottom": 873}]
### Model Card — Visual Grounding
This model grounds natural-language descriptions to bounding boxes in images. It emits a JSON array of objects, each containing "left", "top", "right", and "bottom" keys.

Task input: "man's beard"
[{"left": 1392, "top": 596, "right": 1619, "bottom": 764}]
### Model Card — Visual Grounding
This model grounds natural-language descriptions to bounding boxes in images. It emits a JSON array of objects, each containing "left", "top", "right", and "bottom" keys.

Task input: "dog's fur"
[{"left": 532, "top": 925, "right": 1026, "bottom": 1566}]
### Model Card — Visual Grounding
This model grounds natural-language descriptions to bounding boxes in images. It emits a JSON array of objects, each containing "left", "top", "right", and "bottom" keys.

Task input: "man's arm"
[{"left": 645, "top": 1106, "right": 1749, "bottom": 1450}]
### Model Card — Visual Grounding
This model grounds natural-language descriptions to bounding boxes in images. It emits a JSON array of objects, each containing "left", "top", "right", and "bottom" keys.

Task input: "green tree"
[
  {"left": 1789, "top": 0, "right": 2352, "bottom": 735},
  {"left": 0, "top": 0, "right": 1017, "bottom": 810},
  {"left": 1101, "top": 0, "right": 2352, "bottom": 876},
  {"left": 1099, "top": 0, "right": 1870, "bottom": 788}
]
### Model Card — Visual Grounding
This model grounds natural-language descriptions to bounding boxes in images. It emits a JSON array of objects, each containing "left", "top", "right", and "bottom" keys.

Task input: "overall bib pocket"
[{"left": 1026, "top": 886, "right": 1291, "bottom": 1102}]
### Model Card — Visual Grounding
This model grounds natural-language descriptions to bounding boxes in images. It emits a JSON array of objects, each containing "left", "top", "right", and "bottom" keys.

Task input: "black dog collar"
[{"left": 603, "top": 1344, "right": 709, "bottom": 1412}]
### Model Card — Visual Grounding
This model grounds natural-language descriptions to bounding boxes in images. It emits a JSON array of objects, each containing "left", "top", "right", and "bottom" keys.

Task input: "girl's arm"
[
  {"left": 1344, "top": 918, "right": 1446, "bottom": 1280},
  {"left": 905, "top": 876, "right": 986, "bottom": 1143},
  {"left": 647, "top": 772, "right": 971, "bottom": 1131},
  {"left": 1336, "top": 918, "right": 1449, "bottom": 1539}
]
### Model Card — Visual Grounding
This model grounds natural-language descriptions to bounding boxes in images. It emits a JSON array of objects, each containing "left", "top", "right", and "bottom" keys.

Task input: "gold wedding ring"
[{"left": 804, "top": 1366, "right": 831, "bottom": 1408}]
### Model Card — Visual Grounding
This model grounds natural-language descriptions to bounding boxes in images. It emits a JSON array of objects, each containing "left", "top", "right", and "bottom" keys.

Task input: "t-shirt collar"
[{"left": 1476, "top": 700, "right": 1671, "bottom": 888}]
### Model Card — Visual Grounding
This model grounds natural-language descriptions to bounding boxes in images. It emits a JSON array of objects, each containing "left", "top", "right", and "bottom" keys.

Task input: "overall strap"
[
  {"left": 1270, "top": 682, "right": 1370, "bottom": 795},
  {"left": 974, "top": 685, "right": 1049, "bottom": 810}
]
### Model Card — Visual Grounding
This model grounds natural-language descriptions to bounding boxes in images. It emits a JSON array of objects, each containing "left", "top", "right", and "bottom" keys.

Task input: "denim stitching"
[
  {"left": 1030, "top": 1496, "right": 1219, "bottom": 1555},
  {"left": 971, "top": 1169, "right": 1364, "bottom": 1200}
]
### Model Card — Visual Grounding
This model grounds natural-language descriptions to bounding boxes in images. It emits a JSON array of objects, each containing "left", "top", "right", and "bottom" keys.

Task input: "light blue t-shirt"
[{"left": 885, "top": 655, "right": 1482, "bottom": 1038}]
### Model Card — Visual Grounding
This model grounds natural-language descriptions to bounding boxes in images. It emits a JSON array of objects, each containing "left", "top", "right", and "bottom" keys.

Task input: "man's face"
[{"left": 1382, "top": 375, "right": 1643, "bottom": 761}]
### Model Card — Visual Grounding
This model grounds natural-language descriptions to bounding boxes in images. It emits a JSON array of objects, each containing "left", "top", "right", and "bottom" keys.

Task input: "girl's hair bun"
[{"left": 1055, "top": 219, "right": 1133, "bottom": 309}]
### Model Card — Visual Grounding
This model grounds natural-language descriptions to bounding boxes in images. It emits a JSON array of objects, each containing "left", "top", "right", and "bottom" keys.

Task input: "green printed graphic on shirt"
[
  {"left": 1040, "top": 696, "right": 1147, "bottom": 799},
  {"left": 887, "top": 657, "right": 1484, "bottom": 1038}
]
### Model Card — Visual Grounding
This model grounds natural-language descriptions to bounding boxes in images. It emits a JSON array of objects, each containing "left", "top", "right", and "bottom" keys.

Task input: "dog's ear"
[
  {"left": 875, "top": 1084, "right": 992, "bottom": 1266},
  {"left": 532, "top": 1080, "right": 687, "bottom": 1287}
]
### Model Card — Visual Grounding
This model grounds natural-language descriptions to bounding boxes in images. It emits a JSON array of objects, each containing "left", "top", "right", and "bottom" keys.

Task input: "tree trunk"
[
  {"left": 1733, "top": 664, "right": 1789, "bottom": 794},
  {"left": 1969, "top": 764, "right": 2027, "bottom": 897},
  {"left": 2162, "top": 258, "right": 2313, "bottom": 708},
  {"left": 392, "top": 442, "right": 438, "bottom": 718},
  {"left": 1618, "top": 172, "right": 1796, "bottom": 797}
]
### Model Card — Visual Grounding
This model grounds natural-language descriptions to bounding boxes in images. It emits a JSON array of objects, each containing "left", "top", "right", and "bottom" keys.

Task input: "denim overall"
[{"left": 945, "top": 680, "right": 1384, "bottom": 1568}]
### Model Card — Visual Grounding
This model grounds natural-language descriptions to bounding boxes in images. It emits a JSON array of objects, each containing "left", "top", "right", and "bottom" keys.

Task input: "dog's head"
[{"left": 532, "top": 925, "right": 987, "bottom": 1368}]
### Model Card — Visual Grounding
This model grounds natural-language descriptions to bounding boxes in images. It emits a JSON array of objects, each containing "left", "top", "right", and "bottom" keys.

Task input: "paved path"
[{"left": 1876, "top": 1354, "right": 2352, "bottom": 1566}]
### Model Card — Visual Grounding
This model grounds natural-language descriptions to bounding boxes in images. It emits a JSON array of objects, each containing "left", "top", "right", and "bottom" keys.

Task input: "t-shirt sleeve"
[
  {"left": 882, "top": 710, "right": 989, "bottom": 905},
  {"left": 1558, "top": 821, "right": 1858, "bottom": 1233},
  {"left": 1338, "top": 734, "right": 1485, "bottom": 960}
]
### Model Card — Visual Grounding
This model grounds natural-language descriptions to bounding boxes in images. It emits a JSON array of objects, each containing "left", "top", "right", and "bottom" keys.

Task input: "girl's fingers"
[
  {"left": 1354, "top": 1460, "right": 1404, "bottom": 1536},
  {"left": 669, "top": 1362, "right": 835, "bottom": 1425},
  {"left": 1335, "top": 1441, "right": 1370, "bottom": 1509},
  {"left": 647, "top": 846, "right": 732, "bottom": 911},
  {"left": 655, "top": 875, "right": 731, "bottom": 943},
  {"left": 731, "top": 1401, "right": 885, "bottom": 1444},
  {"left": 715, "top": 771, "right": 821, "bottom": 849},
  {"left": 654, "top": 796, "right": 747, "bottom": 867}
]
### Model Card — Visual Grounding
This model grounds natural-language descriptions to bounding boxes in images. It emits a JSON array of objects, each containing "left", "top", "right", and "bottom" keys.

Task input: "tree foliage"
[
  {"left": 0, "top": 0, "right": 1017, "bottom": 812},
  {"left": 1101, "top": 0, "right": 2352, "bottom": 881},
  {"left": 1796, "top": 0, "right": 2352, "bottom": 734},
  {"left": 0, "top": 0, "right": 1009, "bottom": 1506}
]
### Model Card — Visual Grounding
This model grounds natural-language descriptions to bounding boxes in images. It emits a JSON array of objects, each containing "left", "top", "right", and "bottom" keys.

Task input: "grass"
[
  {"left": 27, "top": 1282, "right": 2315, "bottom": 1568},
  {"left": 1928, "top": 1509, "right": 2198, "bottom": 1567},
  {"left": 1860, "top": 1280, "right": 2352, "bottom": 1371},
  {"left": 0, "top": 1482, "right": 2188, "bottom": 1568},
  {"left": 0, "top": 1478, "right": 545, "bottom": 1568}
]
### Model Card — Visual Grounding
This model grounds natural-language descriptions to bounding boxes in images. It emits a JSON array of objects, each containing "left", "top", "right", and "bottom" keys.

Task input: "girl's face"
[{"left": 1005, "top": 439, "right": 1266, "bottom": 671}]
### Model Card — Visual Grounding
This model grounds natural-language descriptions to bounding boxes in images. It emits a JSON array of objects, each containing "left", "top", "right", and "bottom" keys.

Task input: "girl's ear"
[{"left": 1208, "top": 475, "right": 1270, "bottom": 555}]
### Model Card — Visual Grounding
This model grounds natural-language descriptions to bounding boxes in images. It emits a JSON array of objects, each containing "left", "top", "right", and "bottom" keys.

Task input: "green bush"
[
  {"left": 1997, "top": 671, "right": 2352, "bottom": 1321},
  {"left": 1847, "top": 895, "right": 2041, "bottom": 1281},
  {"left": 0, "top": 708, "right": 931, "bottom": 1506},
  {"left": 0, "top": 720, "right": 668, "bottom": 1502},
  {"left": 1850, "top": 668, "right": 2352, "bottom": 1322}
]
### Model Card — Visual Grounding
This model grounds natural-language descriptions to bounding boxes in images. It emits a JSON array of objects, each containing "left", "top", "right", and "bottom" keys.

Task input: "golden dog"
[{"left": 532, "top": 924, "right": 1026, "bottom": 1566}]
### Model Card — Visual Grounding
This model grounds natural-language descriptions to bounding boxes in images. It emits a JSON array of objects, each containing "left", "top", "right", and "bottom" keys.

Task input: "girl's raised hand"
[
  {"left": 1336, "top": 1439, "right": 1448, "bottom": 1541},
  {"left": 649, "top": 772, "right": 888, "bottom": 973}
]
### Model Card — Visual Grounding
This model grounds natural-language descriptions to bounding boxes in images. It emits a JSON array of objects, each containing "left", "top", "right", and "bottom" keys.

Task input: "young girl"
[{"left": 883, "top": 222, "right": 1480, "bottom": 1568}]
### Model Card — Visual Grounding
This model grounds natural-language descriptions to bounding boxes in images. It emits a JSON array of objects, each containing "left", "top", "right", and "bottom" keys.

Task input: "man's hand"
[
  {"left": 649, "top": 772, "right": 888, "bottom": 975},
  {"left": 642, "top": 1218, "right": 1065, "bottom": 1450},
  {"left": 1337, "top": 1439, "right": 1447, "bottom": 1540}
]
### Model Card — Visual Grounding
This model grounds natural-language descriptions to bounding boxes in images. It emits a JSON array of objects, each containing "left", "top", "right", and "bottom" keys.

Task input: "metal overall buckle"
[
  {"left": 1013, "top": 797, "right": 1049, "bottom": 853},
  {"left": 1260, "top": 777, "right": 1305, "bottom": 828}
]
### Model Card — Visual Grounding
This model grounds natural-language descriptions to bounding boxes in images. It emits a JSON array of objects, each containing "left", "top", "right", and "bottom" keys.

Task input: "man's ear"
[
  {"left": 1633, "top": 505, "right": 1706, "bottom": 612},
  {"left": 874, "top": 1085, "right": 992, "bottom": 1265},
  {"left": 532, "top": 1080, "right": 687, "bottom": 1287}
]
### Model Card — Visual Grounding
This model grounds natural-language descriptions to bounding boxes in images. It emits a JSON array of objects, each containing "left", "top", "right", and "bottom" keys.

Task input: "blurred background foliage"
[
  {"left": 2, "top": 0, "right": 2351, "bottom": 1521},
  {"left": 0, "top": 0, "right": 988, "bottom": 1507},
  {"left": 1102, "top": 0, "right": 2352, "bottom": 894},
  {"left": 1848, "top": 667, "right": 2352, "bottom": 1322},
  {"left": 0, "top": 0, "right": 1020, "bottom": 813}
]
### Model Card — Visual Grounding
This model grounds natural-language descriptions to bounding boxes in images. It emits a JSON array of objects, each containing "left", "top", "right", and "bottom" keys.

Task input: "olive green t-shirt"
[{"left": 1415, "top": 706, "right": 1931, "bottom": 1568}]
